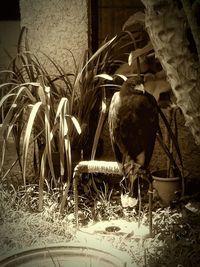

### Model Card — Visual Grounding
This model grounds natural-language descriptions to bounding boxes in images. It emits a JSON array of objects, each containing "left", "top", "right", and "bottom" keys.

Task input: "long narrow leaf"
[
  {"left": 63, "top": 101, "right": 72, "bottom": 180},
  {"left": 0, "top": 139, "right": 6, "bottom": 173},
  {"left": 158, "top": 105, "right": 183, "bottom": 167},
  {"left": 156, "top": 133, "right": 181, "bottom": 177},
  {"left": 54, "top": 97, "right": 69, "bottom": 123},
  {"left": 55, "top": 97, "right": 69, "bottom": 179},
  {"left": 44, "top": 86, "right": 56, "bottom": 185},
  {"left": 41, "top": 51, "right": 75, "bottom": 94},
  {"left": 63, "top": 100, "right": 72, "bottom": 182},
  {"left": 61, "top": 100, "right": 69, "bottom": 179},
  {"left": 66, "top": 115, "right": 81, "bottom": 135},
  {"left": 17, "top": 26, "right": 27, "bottom": 54},
  {"left": 0, "top": 124, "right": 16, "bottom": 171},
  {"left": 75, "top": 36, "right": 117, "bottom": 85},
  {"left": 22, "top": 101, "right": 42, "bottom": 186},
  {"left": 0, "top": 85, "right": 36, "bottom": 109},
  {"left": 91, "top": 88, "right": 107, "bottom": 160},
  {"left": 38, "top": 149, "right": 46, "bottom": 211},
  {"left": 59, "top": 113, "right": 65, "bottom": 179},
  {"left": 0, "top": 106, "right": 16, "bottom": 136},
  {"left": 0, "top": 85, "right": 36, "bottom": 138},
  {"left": 0, "top": 93, "right": 16, "bottom": 108},
  {"left": 95, "top": 74, "right": 113, "bottom": 80},
  {"left": 128, "top": 42, "right": 153, "bottom": 64},
  {"left": 37, "top": 85, "right": 46, "bottom": 105},
  {"left": 65, "top": 137, "right": 72, "bottom": 181}
]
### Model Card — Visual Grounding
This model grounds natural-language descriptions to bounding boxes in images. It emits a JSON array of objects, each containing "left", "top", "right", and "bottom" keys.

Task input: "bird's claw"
[{"left": 121, "top": 193, "right": 138, "bottom": 208}]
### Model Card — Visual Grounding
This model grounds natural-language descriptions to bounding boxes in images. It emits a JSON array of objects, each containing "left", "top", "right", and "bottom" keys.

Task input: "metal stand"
[
  {"left": 148, "top": 182, "right": 153, "bottom": 237},
  {"left": 73, "top": 160, "right": 153, "bottom": 236}
]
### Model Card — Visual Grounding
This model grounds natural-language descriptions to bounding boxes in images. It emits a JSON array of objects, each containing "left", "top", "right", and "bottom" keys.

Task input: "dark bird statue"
[{"left": 108, "top": 76, "right": 159, "bottom": 206}]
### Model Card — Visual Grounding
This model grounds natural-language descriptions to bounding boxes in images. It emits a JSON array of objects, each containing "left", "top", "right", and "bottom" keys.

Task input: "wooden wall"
[{"left": 98, "top": 0, "right": 144, "bottom": 45}]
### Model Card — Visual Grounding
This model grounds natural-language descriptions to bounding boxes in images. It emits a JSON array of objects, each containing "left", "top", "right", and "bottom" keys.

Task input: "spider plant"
[{"left": 0, "top": 27, "right": 82, "bottom": 211}]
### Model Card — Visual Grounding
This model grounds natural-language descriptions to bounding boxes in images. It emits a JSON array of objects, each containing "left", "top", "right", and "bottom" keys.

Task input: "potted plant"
[{"left": 152, "top": 102, "right": 184, "bottom": 207}]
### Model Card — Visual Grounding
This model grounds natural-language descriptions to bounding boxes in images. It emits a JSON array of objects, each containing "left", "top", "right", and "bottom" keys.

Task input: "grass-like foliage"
[
  {"left": 0, "top": 27, "right": 82, "bottom": 210},
  {"left": 1, "top": 180, "right": 200, "bottom": 267},
  {"left": 0, "top": 27, "right": 142, "bottom": 211}
]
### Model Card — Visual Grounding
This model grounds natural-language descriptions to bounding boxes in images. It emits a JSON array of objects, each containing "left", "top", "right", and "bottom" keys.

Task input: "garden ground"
[
  {"left": 1, "top": 139, "right": 200, "bottom": 266},
  {"left": 1, "top": 175, "right": 200, "bottom": 267}
]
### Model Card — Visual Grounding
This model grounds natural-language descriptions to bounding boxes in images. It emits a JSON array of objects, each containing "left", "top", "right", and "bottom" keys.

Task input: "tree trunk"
[
  {"left": 141, "top": 0, "right": 200, "bottom": 145},
  {"left": 181, "top": 0, "right": 200, "bottom": 63}
]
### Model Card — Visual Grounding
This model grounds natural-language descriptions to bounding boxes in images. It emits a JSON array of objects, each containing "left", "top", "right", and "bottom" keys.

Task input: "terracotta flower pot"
[{"left": 152, "top": 170, "right": 181, "bottom": 207}]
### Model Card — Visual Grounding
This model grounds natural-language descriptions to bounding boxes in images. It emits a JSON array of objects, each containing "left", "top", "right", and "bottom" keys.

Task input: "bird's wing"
[
  {"left": 108, "top": 90, "right": 159, "bottom": 169},
  {"left": 108, "top": 92, "right": 123, "bottom": 163},
  {"left": 118, "top": 93, "right": 159, "bottom": 168}
]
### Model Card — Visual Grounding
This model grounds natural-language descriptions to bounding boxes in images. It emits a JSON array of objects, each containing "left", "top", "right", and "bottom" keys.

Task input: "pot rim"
[
  {"left": 153, "top": 176, "right": 180, "bottom": 182},
  {"left": 152, "top": 170, "right": 180, "bottom": 181}
]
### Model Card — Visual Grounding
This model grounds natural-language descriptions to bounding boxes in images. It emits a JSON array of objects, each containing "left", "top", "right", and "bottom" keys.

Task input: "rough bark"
[
  {"left": 181, "top": 0, "right": 200, "bottom": 63},
  {"left": 141, "top": 0, "right": 200, "bottom": 145}
]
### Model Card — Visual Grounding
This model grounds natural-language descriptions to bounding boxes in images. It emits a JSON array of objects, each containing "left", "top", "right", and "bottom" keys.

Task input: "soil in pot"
[{"left": 152, "top": 170, "right": 182, "bottom": 207}]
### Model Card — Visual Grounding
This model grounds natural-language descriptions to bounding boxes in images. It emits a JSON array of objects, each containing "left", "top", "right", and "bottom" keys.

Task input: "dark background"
[{"left": 0, "top": 0, "right": 20, "bottom": 20}]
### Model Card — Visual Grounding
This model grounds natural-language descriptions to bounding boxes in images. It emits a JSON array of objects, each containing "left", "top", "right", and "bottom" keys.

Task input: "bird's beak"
[{"left": 135, "top": 84, "right": 145, "bottom": 94}]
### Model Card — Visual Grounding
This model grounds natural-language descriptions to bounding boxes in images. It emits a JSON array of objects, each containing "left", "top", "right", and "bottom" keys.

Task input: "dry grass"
[
  {"left": 0, "top": 179, "right": 200, "bottom": 267},
  {"left": 0, "top": 182, "right": 75, "bottom": 259}
]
